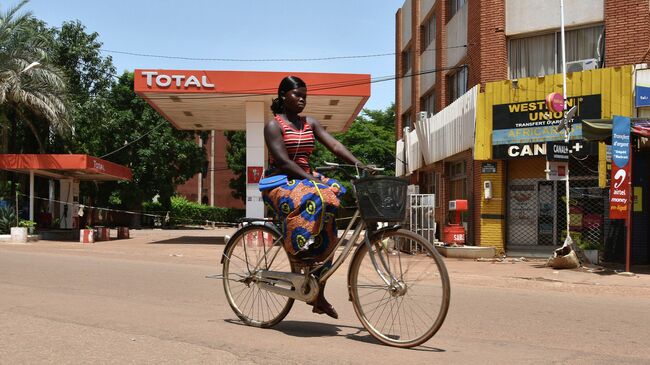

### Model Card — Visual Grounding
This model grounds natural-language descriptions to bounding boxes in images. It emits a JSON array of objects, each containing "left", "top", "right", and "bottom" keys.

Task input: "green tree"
[
  {"left": 76, "top": 72, "right": 206, "bottom": 215},
  {"left": 0, "top": 0, "right": 68, "bottom": 153},
  {"left": 224, "top": 130, "right": 246, "bottom": 202}
]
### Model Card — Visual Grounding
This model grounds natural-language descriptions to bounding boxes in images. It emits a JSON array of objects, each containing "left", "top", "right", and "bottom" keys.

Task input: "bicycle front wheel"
[
  {"left": 222, "top": 224, "right": 297, "bottom": 328},
  {"left": 349, "top": 228, "right": 450, "bottom": 348}
]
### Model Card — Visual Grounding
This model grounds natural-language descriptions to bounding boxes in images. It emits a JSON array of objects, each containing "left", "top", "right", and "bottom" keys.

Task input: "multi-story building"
[
  {"left": 395, "top": 0, "right": 650, "bottom": 263},
  {"left": 175, "top": 132, "right": 243, "bottom": 209}
]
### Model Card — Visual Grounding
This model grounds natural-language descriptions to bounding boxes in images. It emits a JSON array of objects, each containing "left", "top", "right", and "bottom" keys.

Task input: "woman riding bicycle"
[{"left": 262, "top": 75, "right": 365, "bottom": 319}]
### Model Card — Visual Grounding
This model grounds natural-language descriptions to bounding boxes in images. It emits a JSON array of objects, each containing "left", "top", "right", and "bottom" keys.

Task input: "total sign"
[{"left": 140, "top": 71, "right": 215, "bottom": 90}]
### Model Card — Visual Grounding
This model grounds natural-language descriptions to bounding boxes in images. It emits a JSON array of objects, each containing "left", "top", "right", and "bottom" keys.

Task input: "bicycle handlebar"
[{"left": 314, "top": 162, "right": 384, "bottom": 179}]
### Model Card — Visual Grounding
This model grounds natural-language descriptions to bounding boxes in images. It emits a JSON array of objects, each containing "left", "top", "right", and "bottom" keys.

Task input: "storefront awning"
[
  {"left": 581, "top": 118, "right": 650, "bottom": 141},
  {"left": 0, "top": 154, "right": 132, "bottom": 181}
]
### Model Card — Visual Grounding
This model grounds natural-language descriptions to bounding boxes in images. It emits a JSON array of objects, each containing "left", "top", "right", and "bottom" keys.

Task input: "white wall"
[
  {"left": 401, "top": 0, "right": 412, "bottom": 51},
  {"left": 420, "top": 42, "right": 436, "bottom": 96},
  {"left": 506, "top": 0, "right": 604, "bottom": 36},
  {"left": 420, "top": 0, "right": 436, "bottom": 19},
  {"left": 415, "top": 85, "right": 478, "bottom": 164},
  {"left": 402, "top": 71, "right": 412, "bottom": 111},
  {"left": 446, "top": 3, "right": 468, "bottom": 67}
]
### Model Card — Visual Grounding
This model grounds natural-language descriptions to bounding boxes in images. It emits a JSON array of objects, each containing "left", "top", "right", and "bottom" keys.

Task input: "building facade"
[
  {"left": 395, "top": 0, "right": 650, "bottom": 262},
  {"left": 175, "top": 131, "right": 243, "bottom": 209}
]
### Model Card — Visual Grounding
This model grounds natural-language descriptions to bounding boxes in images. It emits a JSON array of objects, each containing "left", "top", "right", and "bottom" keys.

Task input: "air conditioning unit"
[
  {"left": 407, "top": 184, "right": 420, "bottom": 195},
  {"left": 566, "top": 58, "right": 598, "bottom": 73}
]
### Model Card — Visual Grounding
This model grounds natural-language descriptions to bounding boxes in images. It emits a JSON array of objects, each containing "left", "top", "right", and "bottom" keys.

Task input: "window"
[
  {"left": 401, "top": 49, "right": 412, "bottom": 76},
  {"left": 449, "top": 0, "right": 466, "bottom": 18},
  {"left": 508, "top": 25, "right": 604, "bottom": 79},
  {"left": 447, "top": 161, "right": 467, "bottom": 200},
  {"left": 421, "top": 93, "right": 435, "bottom": 117},
  {"left": 449, "top": 67, "right": 468, "bottom": 102},
  {"left": 419, "top": 170, "right": 440, "bottom": 207},
  {"left": 421, "top": 16, "right": 436, "bottom": 51}
]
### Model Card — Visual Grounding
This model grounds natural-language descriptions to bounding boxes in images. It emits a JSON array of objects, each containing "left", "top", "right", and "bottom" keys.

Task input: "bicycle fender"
[
  {"left": 346, "top": 225, "right": 402, "bottom": 292},
  {"left": 220, "top": 221, "right": 283, "bottom": 264}
]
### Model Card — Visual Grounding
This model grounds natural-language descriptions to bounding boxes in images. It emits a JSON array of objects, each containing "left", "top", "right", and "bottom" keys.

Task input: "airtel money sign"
[
  {"left": 609, "top": 115, "right": 631, "bottom": 220},
  {"left": 140, "top": 71, "right": 215, "bottom": 90}
]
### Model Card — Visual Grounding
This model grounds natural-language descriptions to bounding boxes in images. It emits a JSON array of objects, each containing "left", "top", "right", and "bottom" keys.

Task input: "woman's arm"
[
  {"left": 264, "top": 119, "right": 314, "bottom": 180},
  {"left": 307, "top": 116, "right": 363, "bottom": 166}
]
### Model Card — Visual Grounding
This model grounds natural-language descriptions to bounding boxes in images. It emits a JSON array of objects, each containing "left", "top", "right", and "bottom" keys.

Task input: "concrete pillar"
[
  {"left": 198, "top": 136, "right": 203, "bottom": 203},
  {"left": 210, "top": 130, "right": 215, "bottom": 207},
  {"left": 245, "top": 101, "right": 265, "bottom": 218},
  {"left": 48, "top": 180, "right": 55, "bottom": 216},
  {"left": 59, "top": 179, "right": 79, "bottom": 229},
  {"left": 29, "top": 171, "right": 34, "bottom": 221}
]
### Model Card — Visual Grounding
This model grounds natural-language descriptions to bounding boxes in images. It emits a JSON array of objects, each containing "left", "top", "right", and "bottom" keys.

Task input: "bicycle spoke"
[
  {"left": 350, "top": 229, "right": 450, "bottom": 347},
  {"left": 223, "top": 225, "right": 296, "bottom": 328}
]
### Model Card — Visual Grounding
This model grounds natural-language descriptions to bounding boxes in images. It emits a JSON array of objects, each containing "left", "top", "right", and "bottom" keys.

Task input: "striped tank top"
[{"left": 269, "top": 115, "right": 315, "bottom": 173}]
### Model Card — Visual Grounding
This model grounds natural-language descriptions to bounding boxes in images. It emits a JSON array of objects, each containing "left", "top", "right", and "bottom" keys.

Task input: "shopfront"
[{"left": 474, "top": 65, "right": 634, "bottom": 254}]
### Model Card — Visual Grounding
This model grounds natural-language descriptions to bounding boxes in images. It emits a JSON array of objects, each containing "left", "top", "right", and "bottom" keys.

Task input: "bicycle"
[{"left": 220, "top": 163, "right": 450, "bottom": 348}]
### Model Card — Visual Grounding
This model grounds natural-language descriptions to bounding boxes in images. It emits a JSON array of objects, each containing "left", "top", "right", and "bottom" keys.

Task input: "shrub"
[
  {"left": 142, "top": 196, "right": 244, "bottom": 227},
  {"left": 0, "top": 206, "right": 16, "bottom": 234}
]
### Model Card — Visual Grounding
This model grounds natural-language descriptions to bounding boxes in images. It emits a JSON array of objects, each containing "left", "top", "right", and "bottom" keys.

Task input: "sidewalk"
[{"left": 2, "top": 227, "right": 649, "bottom": 298}]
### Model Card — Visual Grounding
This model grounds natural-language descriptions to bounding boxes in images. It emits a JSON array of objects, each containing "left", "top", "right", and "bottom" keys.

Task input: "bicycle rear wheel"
[
  {"left": 222, "top": 224, "right": 297, "bottom": 328},
  {"left": 348, "top": 228, "right": 450, "bottom": 347}
]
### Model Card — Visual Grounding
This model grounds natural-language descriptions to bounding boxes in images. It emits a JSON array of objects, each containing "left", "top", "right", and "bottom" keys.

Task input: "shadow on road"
[
  {"left": 149, "top": 236, "right": 226, "bottom": 245},
  {"left": 224, "top": 319, "right": 445, "bottom": 351}
]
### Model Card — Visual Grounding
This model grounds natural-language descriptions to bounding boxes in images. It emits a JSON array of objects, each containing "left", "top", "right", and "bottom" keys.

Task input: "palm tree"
[{"left": 0, "top": 0, "right": 68, "bottom": 153}]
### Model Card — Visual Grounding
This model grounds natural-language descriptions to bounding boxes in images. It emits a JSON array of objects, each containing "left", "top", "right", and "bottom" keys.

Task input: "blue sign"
[
  {"left": 612, "top": 115, "right": 630, "bottom": 168},
  {"left": 636, "top": 85, "right": 650, "bottom": 107}
]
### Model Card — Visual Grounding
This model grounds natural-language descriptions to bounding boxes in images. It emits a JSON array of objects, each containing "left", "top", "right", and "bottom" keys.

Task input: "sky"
[{"left": 23, "top": 0, "right": 405, "bottom": 111}]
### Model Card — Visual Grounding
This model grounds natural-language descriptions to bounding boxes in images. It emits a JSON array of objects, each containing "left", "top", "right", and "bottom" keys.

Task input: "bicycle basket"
[{"left": 353, "top": 176, "right": 408, "bottom": 223}]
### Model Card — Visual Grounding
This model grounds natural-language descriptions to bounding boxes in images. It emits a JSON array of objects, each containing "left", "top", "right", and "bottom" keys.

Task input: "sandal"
[{"left": 312, "top": 302, "right": 338, "bottom": 319}]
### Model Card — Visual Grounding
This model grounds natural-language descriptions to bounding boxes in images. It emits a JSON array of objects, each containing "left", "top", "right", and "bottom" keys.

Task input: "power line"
[
  {"left": 99, "top": 45, "right": 469, "bottom": 62},
  {"left": 137, "top": 64, "right": 467, "bottom": 101},
  {"left": 99, "top": 120, "right": 167, "bottom": 159}
]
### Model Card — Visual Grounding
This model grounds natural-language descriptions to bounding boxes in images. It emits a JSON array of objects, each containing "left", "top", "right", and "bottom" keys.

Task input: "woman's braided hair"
[{"left": 271, "top": 75, "right": 307, "bottom": 115}]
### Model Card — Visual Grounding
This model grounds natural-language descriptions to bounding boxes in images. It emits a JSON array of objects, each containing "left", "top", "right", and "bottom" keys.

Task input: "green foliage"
[
  {"left": 168, "top": 196, "right": 244, "bottom": 226},
  {"left": 0, "top": 205, "right": 16, "bottom": 234},
  {"left": 0, "top": 1, "right": 69, "bottom": 153},
  {"left": 18, "top": 219, "right": 36, "bottom": 228},
  {"left": 578, "top": 239, "right": 603, "bottom": 251},
  {"left": 224, "top": 131, "right": 246, "bottom": 202}
]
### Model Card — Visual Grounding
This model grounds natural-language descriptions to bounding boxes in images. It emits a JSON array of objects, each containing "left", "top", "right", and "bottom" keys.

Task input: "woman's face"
[{"left": 283, "top": 87, "right": 307, "bottom": 114}]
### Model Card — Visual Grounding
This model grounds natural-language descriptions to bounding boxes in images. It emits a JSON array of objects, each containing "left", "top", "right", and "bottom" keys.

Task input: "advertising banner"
[
  {"left": 491, "top": 94, "right": 601, "bottom": 146},
  {"left": 635, "top": 69, "right": 650, "bottom": 107},
  {"left": 609, "top": 116, "right": 631, "bottom": 220}
]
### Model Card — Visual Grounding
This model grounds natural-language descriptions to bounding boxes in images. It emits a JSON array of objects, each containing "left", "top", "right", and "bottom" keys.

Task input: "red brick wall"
[
  {"left": 477, "top": 0, "right": 507, "bottom": 86},
  {"left": 605, "top": 0, "right": 650, "bottom": 66}
]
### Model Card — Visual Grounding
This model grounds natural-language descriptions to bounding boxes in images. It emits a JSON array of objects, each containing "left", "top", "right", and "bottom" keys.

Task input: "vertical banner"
[{"left": 609, "top": 116, "right": 631, "bottom": 220}]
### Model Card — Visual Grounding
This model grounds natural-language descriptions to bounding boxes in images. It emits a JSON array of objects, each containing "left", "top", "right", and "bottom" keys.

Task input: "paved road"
[{"left": 1, "top": 230, "right": 649, "bottom": 364}]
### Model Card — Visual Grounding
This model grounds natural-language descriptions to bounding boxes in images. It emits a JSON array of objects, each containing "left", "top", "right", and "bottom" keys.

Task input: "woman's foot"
[
  {"left": 312, "top": 298, "right": 338, "bottom": 319},
  {"left": 310, "top": 282, "right": 338, "bottom": 319}
]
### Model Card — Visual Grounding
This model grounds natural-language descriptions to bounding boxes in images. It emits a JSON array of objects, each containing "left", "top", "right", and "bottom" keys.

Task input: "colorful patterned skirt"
[{"left": 262, "top": 172, "right": 345, "bottom": 263}]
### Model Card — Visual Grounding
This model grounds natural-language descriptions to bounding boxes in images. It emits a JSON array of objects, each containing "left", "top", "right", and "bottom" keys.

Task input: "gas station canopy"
[
  {"left": 0, "top": 154, "right": 132, "bottom": 181},
  {"left": 133, "top": 69, "right": 371, "bottom": 132}
]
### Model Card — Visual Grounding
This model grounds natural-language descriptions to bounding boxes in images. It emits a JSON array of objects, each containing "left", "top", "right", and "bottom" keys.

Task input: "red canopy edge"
[{"left": 0, "top": 154, "right": 132, "bottom": 181}]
